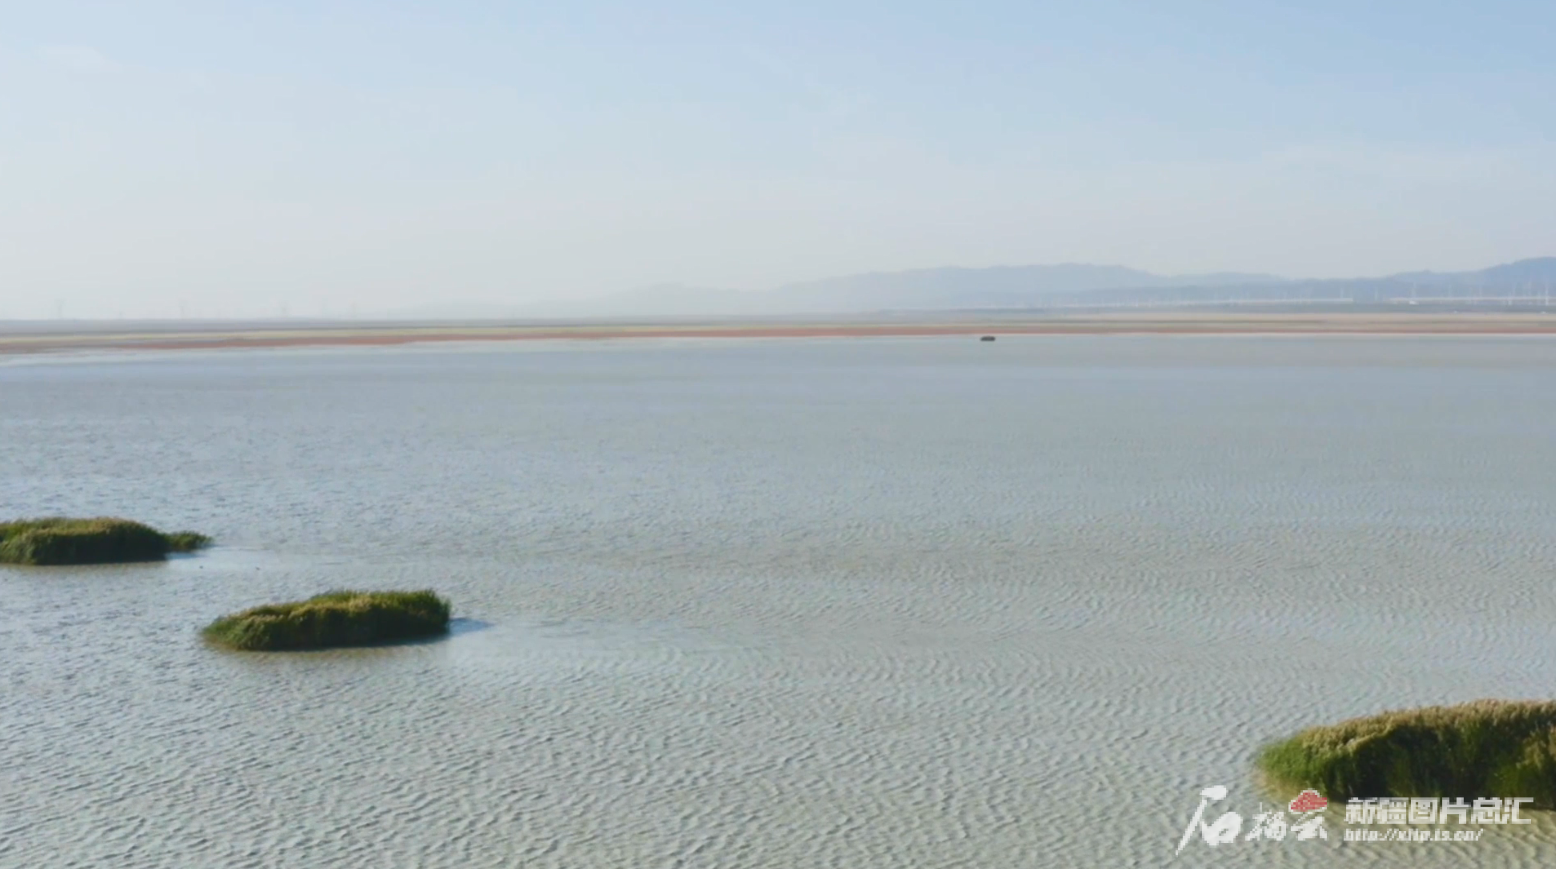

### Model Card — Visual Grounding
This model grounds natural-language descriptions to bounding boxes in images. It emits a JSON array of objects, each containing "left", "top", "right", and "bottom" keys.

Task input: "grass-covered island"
[
  {"left": 0, "top": 517, "right": 211, "bottom": 565},
  {"left": 202, "top": 589, "right": 452, "bottom": 651},
  {"left": 1257, "top": 699, "right": 1556, "bottom": 808}
]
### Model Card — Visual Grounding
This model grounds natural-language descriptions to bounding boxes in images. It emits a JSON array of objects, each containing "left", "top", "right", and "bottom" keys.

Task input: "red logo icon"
[{"left": 1289, "top": 790, "right": 1328, "bottom": 813}]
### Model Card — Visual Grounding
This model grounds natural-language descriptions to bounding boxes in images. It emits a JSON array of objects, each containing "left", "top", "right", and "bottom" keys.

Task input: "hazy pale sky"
[{"left": 3, "top": 1, "right": 1555, "bottom": 318}]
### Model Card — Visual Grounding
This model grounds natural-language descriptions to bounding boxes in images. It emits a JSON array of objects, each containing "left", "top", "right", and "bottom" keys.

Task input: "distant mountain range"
[{"left": 400, "top": 257, "right": 1556, "bottom": 319}]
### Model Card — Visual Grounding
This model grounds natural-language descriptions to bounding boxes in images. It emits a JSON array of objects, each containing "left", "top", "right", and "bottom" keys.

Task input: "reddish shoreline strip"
[{"left": 7, "top": 320, "right": 1556, "bottom": 355}]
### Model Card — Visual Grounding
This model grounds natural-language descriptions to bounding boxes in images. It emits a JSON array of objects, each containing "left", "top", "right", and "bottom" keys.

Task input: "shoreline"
[{"left": 6, "top": 313, "right": 1556, "bottom": 355}]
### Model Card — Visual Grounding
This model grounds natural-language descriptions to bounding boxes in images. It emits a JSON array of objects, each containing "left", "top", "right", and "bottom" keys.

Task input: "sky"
[{"left": 2, "top": 0, "right": 1555, "bottom": 319}]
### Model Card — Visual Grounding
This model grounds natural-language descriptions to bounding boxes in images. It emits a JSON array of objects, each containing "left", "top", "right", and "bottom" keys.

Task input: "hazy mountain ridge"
[
  {"left": 749, "top": 265, "right": 1286, "bottom": 313},
  {"left": 402, "top": 257, "right": 1556, "bottom": 319}
]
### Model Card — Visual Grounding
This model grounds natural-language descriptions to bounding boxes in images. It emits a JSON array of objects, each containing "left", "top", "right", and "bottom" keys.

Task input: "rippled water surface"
[{"left": 5, "top": 336, "right": 1556, "bottom": 868}]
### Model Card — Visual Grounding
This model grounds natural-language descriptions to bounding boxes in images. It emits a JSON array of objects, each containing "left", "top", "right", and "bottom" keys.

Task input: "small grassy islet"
[
  {"left": 1257, "top": 699, "right": 1556, "bottom": 809},
  {"left": 0, "top": 517, "right": 211, "bottom": 566},
  {"left": 202, "top": 589, "right": 452, "bottom": 651}
]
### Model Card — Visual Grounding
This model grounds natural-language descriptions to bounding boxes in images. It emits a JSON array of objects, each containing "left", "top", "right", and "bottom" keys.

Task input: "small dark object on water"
[{"left": 980, "top": 335, "right": 996, "bottom": 342}]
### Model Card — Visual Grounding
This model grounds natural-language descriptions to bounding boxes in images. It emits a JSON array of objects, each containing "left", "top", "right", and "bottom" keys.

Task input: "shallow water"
[{"left": 4, "top": 335, "right": 1556, "bottom": 867}]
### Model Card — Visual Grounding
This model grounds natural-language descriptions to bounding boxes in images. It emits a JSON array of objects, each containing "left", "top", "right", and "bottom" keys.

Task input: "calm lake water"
[{"left": 4, "top": 335, "right": 1556, "bottom": 868}]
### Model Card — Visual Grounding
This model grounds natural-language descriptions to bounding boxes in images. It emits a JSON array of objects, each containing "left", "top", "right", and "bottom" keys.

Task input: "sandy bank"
[{"left": 6, "top": 313, "right": 1556, "bottom": 355}]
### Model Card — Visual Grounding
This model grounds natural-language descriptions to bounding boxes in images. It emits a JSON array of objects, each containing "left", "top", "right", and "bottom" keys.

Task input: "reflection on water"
[{"left": 4, "top": 336, "right": 1556, "bottom": 867}]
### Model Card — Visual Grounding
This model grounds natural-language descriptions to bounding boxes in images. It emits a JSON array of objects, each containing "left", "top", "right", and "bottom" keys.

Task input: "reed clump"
[
  {"left": 202, "top": 590, "right": 452, "bottom": 651},
  {"left": 1257, "top": 699, "right": 1556, "bottom": 808},
  {"left": 0, "top": 517, "right": 211, "bottom": 565}
]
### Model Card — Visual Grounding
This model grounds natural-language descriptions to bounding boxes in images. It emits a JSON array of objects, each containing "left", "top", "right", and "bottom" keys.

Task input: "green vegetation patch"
[
  {"left": 202, "top": 589, "right": 452, "bottom": 651},
  {"left": 0, "top": 517, "right": 212, "bottom": 566},
  {"left": 1258, "top": 699, "right": 1556, "bottom": 808},
  {"left": 165, "top": 531, "right": 213, "bottom": 553}
]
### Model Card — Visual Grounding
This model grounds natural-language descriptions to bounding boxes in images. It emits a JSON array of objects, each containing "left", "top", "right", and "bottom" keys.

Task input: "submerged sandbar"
[{"left": 6, "top": 312, "right": 1556, "bottom": 356}]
